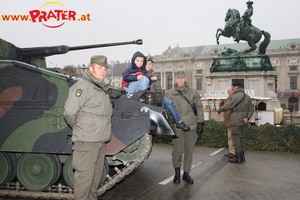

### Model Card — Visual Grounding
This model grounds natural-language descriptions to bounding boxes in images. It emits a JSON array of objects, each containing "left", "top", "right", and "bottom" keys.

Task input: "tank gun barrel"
[
  {"left": 69, "top": 39, "right": 143, "bottom": 51},
  {"left": 18, "top": 45, "right": 70, "bottom": 57},
  {"left": 18, "top": 39, "right": 143, "bottom": 59}
]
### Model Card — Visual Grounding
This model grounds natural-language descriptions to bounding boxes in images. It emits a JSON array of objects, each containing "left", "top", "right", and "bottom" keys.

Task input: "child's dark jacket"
[{"left": 122, "top": 51, "right": 147, "bottom": 88}]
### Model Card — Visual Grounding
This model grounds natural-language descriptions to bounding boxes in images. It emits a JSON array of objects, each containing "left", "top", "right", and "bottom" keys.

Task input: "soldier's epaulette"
[{"left": 93, "top": 87, "right": 103, "bottom": 92}]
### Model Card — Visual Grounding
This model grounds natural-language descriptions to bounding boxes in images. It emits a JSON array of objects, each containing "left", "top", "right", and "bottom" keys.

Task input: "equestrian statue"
[{"left": 215, "top": 1, "right": 270, "bottom": 54}]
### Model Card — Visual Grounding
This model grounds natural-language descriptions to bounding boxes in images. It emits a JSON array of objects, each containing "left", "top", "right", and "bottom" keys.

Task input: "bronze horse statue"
[{"left": 216, "top": 8, "right": 270, "bottom": 54}]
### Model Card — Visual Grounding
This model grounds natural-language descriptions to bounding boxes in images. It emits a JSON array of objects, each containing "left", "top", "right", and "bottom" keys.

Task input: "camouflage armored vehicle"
[{"left": 0, "top": 38, "right": 175, "bottom": 198}]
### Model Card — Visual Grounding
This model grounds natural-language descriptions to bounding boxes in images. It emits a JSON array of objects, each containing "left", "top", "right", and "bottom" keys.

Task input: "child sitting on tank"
[{"left": 121, "top": 52, "right": 190, "bottom": 131}]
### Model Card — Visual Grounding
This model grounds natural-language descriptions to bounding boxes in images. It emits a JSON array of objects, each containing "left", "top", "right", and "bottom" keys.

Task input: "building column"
[{"left": 163, "top": 72, "right": 166, "bottom": 89}]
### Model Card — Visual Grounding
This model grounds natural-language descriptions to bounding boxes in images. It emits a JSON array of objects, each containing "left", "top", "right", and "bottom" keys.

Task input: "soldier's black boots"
[
  {"left": 183, "top": 172, "right": 194, "bottom": 184},
  {"left": 229, "top": 152, "right": 242, "bottom": 164},
  {"left": 174, "top": 169, "right": 194, "bottom": 184},
  {"left": 241, "top": 151, "right": 245, "bottom": 162},
  {"left": 176, "top": 121, "right": 190, "bottom": 132},
  {"left": 173, "top": 168, "right": 180, "bottom": 184}
]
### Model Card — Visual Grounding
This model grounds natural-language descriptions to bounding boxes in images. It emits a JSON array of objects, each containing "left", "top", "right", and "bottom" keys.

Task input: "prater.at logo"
[{"left": 29, "top": 2, "right": 91, "bottom": 28}]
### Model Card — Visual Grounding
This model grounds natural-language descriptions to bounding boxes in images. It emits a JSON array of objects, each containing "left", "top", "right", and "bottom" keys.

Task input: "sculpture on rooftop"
[{"left": 215, "top": 1, "right": 271, "bottom": 54}]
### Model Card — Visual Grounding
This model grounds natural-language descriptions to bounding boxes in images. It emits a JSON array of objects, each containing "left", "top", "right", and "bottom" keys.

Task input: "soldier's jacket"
[
  {"left": 165, "top": 83, "right": 204, "bottom": 130},
  {"left": 64, "top": 71, "right": 113, "bottom": 143},
  {"left": 145, "top": 69, "right": 161, "bottom": 91},
  {"left": 218, "top": 88, "right": 254, "bottom": 127}
]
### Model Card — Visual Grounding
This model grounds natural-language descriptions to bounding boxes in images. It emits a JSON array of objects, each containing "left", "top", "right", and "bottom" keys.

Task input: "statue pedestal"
[
  {"left": 203, "top": 52, "right": 281, "bottom": 124},
  {"left": 210, "top": 52, "right": 273, "bottom": 73}
]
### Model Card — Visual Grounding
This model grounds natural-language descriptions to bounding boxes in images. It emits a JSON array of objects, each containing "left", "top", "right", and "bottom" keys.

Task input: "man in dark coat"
[{"left": 217, "top": 82, "right": 254, "bottom": 164}]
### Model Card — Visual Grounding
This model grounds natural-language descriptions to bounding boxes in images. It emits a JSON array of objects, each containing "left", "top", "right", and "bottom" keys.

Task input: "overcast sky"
[{"left": 1, "top": 0, "right": 300, "bottom": 68}]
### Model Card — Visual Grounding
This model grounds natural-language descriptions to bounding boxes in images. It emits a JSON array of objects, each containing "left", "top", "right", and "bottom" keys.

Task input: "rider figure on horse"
[
  {"left": 216, "top": 1, "right": 270, "bottom": 54},
  {"left": 234, "top": 1, "right": 254, "bottom": 43}
]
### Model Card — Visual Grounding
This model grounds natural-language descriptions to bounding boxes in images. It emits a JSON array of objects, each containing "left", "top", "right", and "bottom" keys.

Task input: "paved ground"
[
  {"left": 98, "top": 143, "right": 300, "bottom": 200},
  {"left": 1, "top": 143, "right": 299, "bottom": 200}
]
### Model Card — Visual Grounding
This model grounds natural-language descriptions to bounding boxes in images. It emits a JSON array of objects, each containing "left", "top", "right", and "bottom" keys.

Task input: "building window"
[
  {"left": 290, "top": 44, "right": 297, "bottom": 49},
  {"left": 272, "top": 67, "right": 276, "bottom": 71},
  {"left": 167, "top": 74, "right": 173, "bottom": 90},
  {"left": 290, "top": 66, "right": 298, "bottom": 71},
  {"left": 288, "top": 97, "right": 298, "bottom": 112},
  {"left": 257, "top": 102, "right": 266, "bottom": 111},
  {"left": 232, "top": 79, "right": 244, "bottom": 88},
  {"left": 196, "top": 70, "right": 202, "bottom": 74},
  {"left": 196, "top": 78, "right": 202, "bottom": 90},
  {"left": 290, "top": 76, "right": 297, "bottom": 89},
  {"left": 156, "top": 74, "right": 161, "bottom": 88},
  {"left": 156, "top": 74, "right": 161, "bottom": 82}
]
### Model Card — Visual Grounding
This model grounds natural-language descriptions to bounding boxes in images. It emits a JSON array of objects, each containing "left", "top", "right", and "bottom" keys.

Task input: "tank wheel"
[
  {"left": 0, "top": 152, "right": 17, "bottom": 187},
  {"left": 63, "top": 155, "right": 109, "bottom": 189},
  {"left": 16, "top": 153, "right": 62, "bottom": 191},
  {"left": 62, "top": 155, "right": 74, "bottom": 189}
]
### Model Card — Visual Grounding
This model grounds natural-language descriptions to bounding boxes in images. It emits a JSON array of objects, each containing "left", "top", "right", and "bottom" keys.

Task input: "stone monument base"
[{"left": 203, "top": 51, "right": 281, "bottom": 125}]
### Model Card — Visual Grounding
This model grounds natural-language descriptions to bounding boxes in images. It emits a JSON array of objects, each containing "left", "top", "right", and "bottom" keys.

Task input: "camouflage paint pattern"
[{"left": 0, "top": 60, "right": 174, "bottom": 156}]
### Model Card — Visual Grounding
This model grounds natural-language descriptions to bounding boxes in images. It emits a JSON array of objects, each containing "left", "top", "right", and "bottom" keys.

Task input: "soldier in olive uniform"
[
  {"left": 145, "top": 56, "right": 161, "bottom": 91},
  {"left": 217, "top": 82, "right": 254, "bottom": 164},
  {"left": 165, "top": 71, "right": 204, "bottom": 184},
  {"left": 64, "top": 55, "right": 113, "bottom": 200}
]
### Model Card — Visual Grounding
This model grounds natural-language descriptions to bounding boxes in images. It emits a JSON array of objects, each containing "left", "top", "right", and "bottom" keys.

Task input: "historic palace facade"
[
  {"left": 105, "top": 38, "right": 300, "bottom": 124},
  {"left": 150, "top": 38, "right": 300, "bottom": 112}
]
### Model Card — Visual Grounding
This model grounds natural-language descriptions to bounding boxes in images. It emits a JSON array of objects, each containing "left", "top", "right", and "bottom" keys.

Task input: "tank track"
[
  {"left": 97, "top": 134, "right": 152, "bottom": 196},
  {"left": 0, "top": 134, "right": 152, "bottom": 199},
  {"left": 0, "top": 183, "right": 74, "bottom": 199}
]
